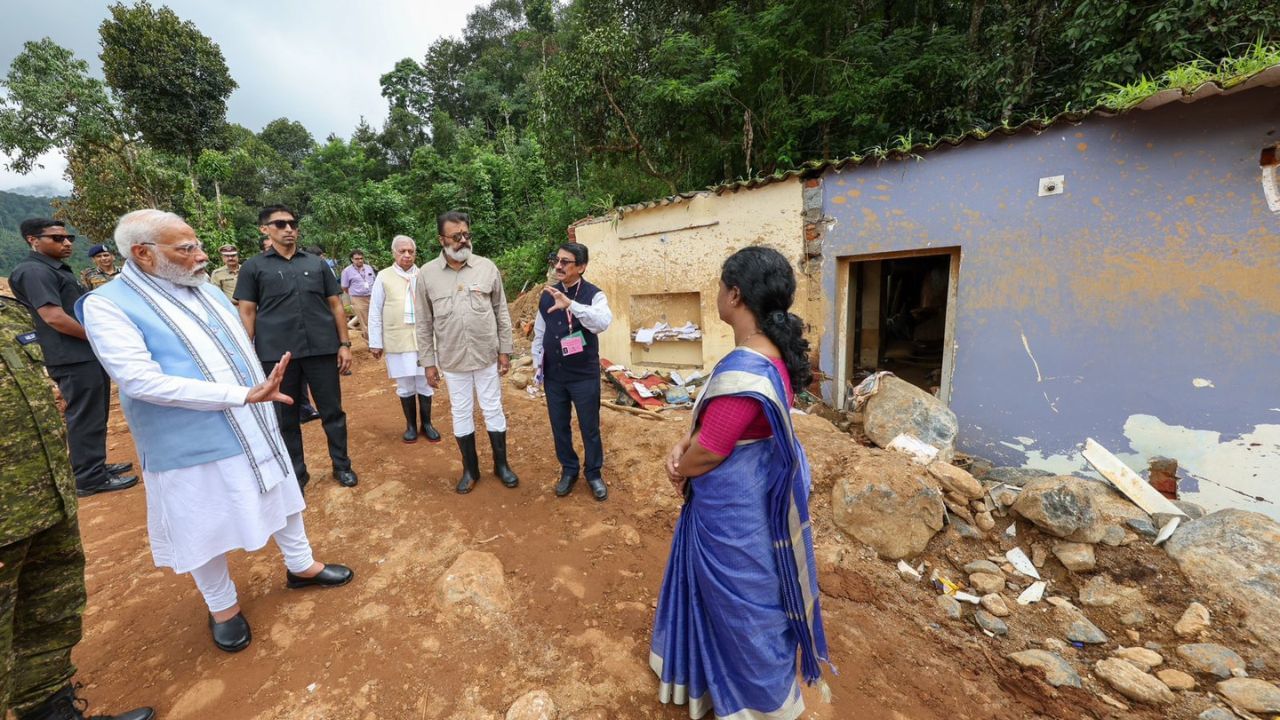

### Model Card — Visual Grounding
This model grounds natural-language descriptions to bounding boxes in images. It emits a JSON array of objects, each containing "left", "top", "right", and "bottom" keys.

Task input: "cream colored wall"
[{"left": 576, "top": 178, "right": 812, "bottom": 372}]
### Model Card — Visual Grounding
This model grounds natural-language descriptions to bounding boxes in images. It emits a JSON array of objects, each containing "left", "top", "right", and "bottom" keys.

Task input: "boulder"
[
  {"left": 1052, "top": 541, "right": 1096, "bottom": 572},
  {"left": 1156, "top": 669, "right": 1195, "bottom": 691},
  {"left": 975, "top": 609, "right": 1008, "bottom": 636},
  {"left": 1112, "top": 647, "right": 1163, "bottom": 672},
  {"left": 862, "top": 376, "right": 958, "bottom": 461},
  {"left": 437, "top": 551, "right": 512, "bottom": 613},
  {"left": 927, "top": 462, "right": 983, "bottom": 499},
  {"left": 969, "top": 572, "right": 1005, "bottom": 595},
  {"left": 1215, "top": 678, "right": 1280, "bottom": 714},
  {"left": 1176, "top": 643, "right": 1246, "bottom": 679},
  {"left": 1164, "top": 510, "right": 1280, "bottom": 655},
  {"left": 1077, "top": 575, "right": 1142, "bottom": 609},
  {"left": 506, "top": 690, "right": 558, "bottom": 720},
  {"left": 1093, "top": 658, "right": 1176, "bottom": 705},
  {"left": 1008, "top": 650, "right": 1081, "bottom": 688},
  {"left": 1173, "top": 602, "right": 1211, "bottom": 638},
  {"left": 832, "top": 464, "right": 945, "bottom": 560},
  {"left": 980, "top": 593, "right": 1011, "bottom": 618},
  {"left": 936, "top": 594, "right": 963, "bottom": 620},
  {"left": 1011, "top": 477, "right": 1104, "bottom": 542},
  {"left": 983, "top": 466, "right": 1053, "bottom": 487}
]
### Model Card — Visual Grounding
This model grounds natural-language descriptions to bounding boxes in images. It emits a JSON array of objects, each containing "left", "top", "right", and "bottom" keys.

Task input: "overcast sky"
[{"left": 0, "top": 0, "right": 484, "bottom": 194}]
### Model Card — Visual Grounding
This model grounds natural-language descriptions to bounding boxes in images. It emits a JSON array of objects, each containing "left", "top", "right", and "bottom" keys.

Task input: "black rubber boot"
[
  {"left": 455, "top": 433, "right": 481, "bottom": 494},
  {"left": 489, "top": 430, "right": 520, "bottom": 488},
  {"left": 399, "top": 396, "right": 418, "bottom": 443},
  {"left": 418, "top": 394, "right": 442, "bottom": 443},
  {"left": 17, "top": 684, "right": 154, "bottom": 720}
]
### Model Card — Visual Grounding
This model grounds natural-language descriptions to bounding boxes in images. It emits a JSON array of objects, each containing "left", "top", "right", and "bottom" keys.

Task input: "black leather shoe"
[
  {"left": 587, "top": 477, "right": 608, "bottom": 501},
  {"left": 105, "top": 462, "right": 134, "bottom": 475},
  {"left": 488, "top": 430, "right": 519, "bottom": 488},
  {"left": 334, "top": 469, "right": 358, "bottom": 487},
  {"left": 16, "top": 683, "right": 154, "bottom": 720},
  {"left": 300, "top": 403, "right": 321, "bottom": 424},
  {"left": 208, "top": 612, "right": 251, "bottom": 653},
  {"left": 76, "top": 475, "right": 138, "bottom": 498},
  {"left": 554, "top": 470, "right": 578, "bottom": 497},
  {"left": 418, "top": 394, "right": 442, "bottom": 443},
  {"left": 455, "top": 433, "right": 480, "bottom": 494},
  {"left": 399, "top": 396, "right": 418, "bottom": 443},
  {"left": 286, "top": 563, "right": 354, "bottom": 589}
]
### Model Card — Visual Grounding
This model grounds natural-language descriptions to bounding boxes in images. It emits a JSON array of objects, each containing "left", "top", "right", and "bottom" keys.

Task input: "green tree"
[{"left": 99, "top": 1, "right": 237, "bottom": 175}]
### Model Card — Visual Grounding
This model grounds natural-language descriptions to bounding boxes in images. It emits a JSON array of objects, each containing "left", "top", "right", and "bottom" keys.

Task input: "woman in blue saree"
[{"left": 652, "top": 247, "right": 831, "bottom": 720}]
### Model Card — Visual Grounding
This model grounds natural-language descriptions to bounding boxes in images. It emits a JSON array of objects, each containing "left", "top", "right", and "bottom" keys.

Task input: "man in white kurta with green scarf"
[
  {"left": 76, "top": 209, "right": 354, "bottom": 654},
  {"left": 368, "top": 234, "right": 441, "bottom": 444}
]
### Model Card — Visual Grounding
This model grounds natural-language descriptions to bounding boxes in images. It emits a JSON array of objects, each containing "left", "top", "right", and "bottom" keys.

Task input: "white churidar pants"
[
  {"left": 188, "top": 511, "right": 315, "bottom": 612},
  {"left": 442, "top": 362, "right": 506, "bottom": 436},
  {"left": 394, "top": 375, "right": 433, "bottom": 398}
]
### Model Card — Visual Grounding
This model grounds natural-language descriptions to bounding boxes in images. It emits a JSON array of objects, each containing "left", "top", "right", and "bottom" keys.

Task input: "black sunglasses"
[
  {"left": 37, "top": 233, "right": 76, "bottom": 243},
  {"left": 266, "top": 219, "right": 299, "bottom": 230}
]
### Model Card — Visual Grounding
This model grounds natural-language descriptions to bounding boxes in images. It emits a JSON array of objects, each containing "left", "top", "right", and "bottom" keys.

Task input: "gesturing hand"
[
  {"left": 666, "top": 440, "right": 688, "bottom": 495},
  {"left": 542, "top": 285, "right": 571, "bottom": 312},
  {"left": 247, "top": 352, "right": 293, "bottom": 405}
]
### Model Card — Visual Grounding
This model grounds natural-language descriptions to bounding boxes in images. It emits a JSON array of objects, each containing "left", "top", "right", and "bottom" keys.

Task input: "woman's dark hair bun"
[{"left": 721, "top": 247, "right": 812, "bottom": 391}]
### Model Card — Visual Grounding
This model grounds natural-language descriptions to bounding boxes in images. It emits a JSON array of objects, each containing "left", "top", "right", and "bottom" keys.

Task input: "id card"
[{"left": 560, "top": 330, "right": 585, "bottom": 356}]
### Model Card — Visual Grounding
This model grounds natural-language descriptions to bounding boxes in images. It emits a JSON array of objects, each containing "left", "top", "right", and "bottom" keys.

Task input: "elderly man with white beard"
[
  {"left": 75, "top": 209, "right": 353, "bottom": 653},
  {"left": 368, "top": 234, "right": 441, "bottom": 443}
]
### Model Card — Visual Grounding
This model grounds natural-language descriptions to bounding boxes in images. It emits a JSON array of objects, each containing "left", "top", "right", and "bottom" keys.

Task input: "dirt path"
[{"left": 72, "top": 343, "right": 1137, "bottom": 719}]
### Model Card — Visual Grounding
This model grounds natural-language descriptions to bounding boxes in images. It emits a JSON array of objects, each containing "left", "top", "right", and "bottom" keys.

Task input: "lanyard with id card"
[{"left": 559, "top": 283, "right": 586, "bottom": 356}]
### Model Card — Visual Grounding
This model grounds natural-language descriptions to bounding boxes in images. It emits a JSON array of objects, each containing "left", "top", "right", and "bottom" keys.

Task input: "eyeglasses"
[
  {"left": 549, "top": 257, "right": 577, "bottom": 267},
  {"left": 442, "top": 232, "right": 472, "bottom": 242},
  {"left": 266, "top": 219, "right": 299, "bottom": 230},
  {"left": 37, "top": 233, "right": 76, "bottom": 243},
  {"left": 140, "top": 241, "right": 204, "bottom": 256}
]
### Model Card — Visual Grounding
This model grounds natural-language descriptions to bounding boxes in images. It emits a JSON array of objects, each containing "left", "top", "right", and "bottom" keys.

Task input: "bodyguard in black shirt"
[
  {"left": 9, "top": 218, "right": 138, "bottom": 496},
  {"left": 234, "top": 206, "right": 358, "bottom": 489}
]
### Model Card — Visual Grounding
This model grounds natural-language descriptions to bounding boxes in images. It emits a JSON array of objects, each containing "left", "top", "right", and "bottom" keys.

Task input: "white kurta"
[
  {"left": 82, "top": 278, "right": 304, "bottom": 574},
  {"left": 368, "top": 263, "right": 426, "bottom": 380}
]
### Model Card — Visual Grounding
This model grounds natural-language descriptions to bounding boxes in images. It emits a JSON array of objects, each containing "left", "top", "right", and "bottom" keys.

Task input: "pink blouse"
[{"left": 697, "top": 356, "right": 792, "bottom": 456}]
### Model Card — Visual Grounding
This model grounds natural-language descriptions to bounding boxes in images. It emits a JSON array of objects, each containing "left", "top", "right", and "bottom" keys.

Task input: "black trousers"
[
  {"left": 544, "top": 374, "right": 604, "bottom": 480},
  {"left": 263, "top": 354, "right": 350, "bottom": 484},
  {"left": 46, "top": 361, "right": 109, "bottom": 491}
]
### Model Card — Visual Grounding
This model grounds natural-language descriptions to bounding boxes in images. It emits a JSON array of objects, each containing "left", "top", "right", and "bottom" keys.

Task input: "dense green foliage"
[{"left": 2, "top": 0, "right": 1278, "bottom": 291}]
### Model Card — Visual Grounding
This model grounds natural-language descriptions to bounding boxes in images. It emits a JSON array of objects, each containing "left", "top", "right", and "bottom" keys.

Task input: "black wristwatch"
[{"left": 339, "top": 341, "right": 352, "bottom": 348}]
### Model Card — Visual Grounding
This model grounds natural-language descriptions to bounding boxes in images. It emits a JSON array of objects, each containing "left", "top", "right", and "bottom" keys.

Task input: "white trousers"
[
  {"left": 394, "top": 374, "right": 433, "bottom": 398},
  {"left": 442, "top": 362, "right": 506, "bottom": 436},
  {"left": 188, "top": 511, "right": 314, "bottom": 612}
]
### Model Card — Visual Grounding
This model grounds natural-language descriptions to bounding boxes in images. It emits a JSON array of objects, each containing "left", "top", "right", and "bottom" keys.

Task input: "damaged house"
[{"left": 574, "top": 63, "right": 1280, "bottom": 520}]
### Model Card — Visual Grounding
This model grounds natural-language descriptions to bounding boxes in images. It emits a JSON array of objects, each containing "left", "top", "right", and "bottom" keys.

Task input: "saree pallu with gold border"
[{"left": 650, "top": 348, "right": 830, "bottom": 720}]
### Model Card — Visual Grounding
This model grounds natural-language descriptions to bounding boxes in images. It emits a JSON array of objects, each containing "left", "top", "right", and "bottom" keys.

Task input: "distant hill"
[{"left": 0, "top": 190, "right": 92, "bottom": 278}]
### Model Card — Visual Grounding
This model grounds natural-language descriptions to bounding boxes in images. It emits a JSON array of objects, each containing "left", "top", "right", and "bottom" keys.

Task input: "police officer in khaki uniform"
[{"left": 0, "top": 295, "right": 152, "bottom": 720}]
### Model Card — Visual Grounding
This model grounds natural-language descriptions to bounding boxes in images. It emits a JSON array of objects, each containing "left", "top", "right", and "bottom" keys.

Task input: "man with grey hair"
[
  {"left": 368, "top": 235, "right": 440, "bottom": 443},
  {"left": 76, "top": 209, "right": 353, "bottom": 653}
]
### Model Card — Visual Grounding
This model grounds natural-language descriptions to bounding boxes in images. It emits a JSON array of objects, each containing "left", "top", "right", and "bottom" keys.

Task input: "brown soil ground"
[{"left": 66, "top": 334, "right": 1269, "bottom": 719}]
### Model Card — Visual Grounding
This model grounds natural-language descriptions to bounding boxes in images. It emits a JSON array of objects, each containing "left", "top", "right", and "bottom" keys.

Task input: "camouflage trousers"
[{"left": 0, "top": 515, "right": 85, "bottom": 717}]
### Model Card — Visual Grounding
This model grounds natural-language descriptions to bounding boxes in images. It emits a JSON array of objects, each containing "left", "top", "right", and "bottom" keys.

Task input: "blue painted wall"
[{"left": 819, "top": 85, "right": 1280, "bottom": 517}]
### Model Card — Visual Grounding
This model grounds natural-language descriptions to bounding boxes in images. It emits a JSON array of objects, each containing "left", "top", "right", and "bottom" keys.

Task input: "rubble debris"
[
  {"left": 886, "top": 433, "right": 939, "bottom": 465},
  {"left": 935, "top": 594, "right": 963, "bottom": 620},
  {"left": 632, "top": 320, "right": 702, "bottom": 345},
  {"left": 506, "top": 689, "right": 558, "bottom": 720},
  {"left": 1176, "top": 644, "right": 1246, "bottom": 679},
  {"left": 1011, "top": 477, "right": 1103, "bottom": 541},
  {"left": 1112, "top": 646, "right": 1164, "bottom": 672},
  {"left": 1003, "top": 547, "right": 1040, "bottom": 580},
  {"left": 926, "top": 461, "right": 983, "bottom": 499},
  {"left": 1093, "top": 658, "right": 1177, "bottom": 705},
  {"left": 861, "top": 375, "right": 958, "bottom": 462},
  {"left": 969, "top": 572, "right": 1005, "bottom": 595},
  {"left": 1051, "top": 541, "right": 1096, "bottom": 572},
  {"left": 1215, "top": 677, "right": 1280, "bottom": 714},
  {"left": 1174, "top": 602, "right": 1212, "bottom": 638},
  {"left": 981, "top": 466, "right": 1053, "bottom": 487},
  {"left": 980, "top": 593, "right": 1011, "bottom": 617},
  {"left": 1147, "top": 457, "right": 1179, "bottom": 500},
  {"left": 1082, "top": 438, "right": 1187, "bottom": 521},
  {"left": 1016, "top": 581, "right": 1046, "bottom": 606},
  {"left": 1156, "top": 669, "right": 1196, "bottom": 691},
  {"left": 974, "top": 609, "right": 1008, "bottom": 636},
  {"left": 1007, "top": 650, "right": 1082, "bottom": 688}
]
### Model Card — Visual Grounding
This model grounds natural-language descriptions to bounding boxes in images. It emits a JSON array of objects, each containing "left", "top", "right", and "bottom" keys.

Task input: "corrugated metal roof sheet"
[{"left": 602, "top": 63, "right": 1280, "bottom": 217}]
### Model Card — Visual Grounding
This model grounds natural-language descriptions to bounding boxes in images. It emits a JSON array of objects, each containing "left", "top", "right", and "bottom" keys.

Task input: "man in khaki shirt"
[
  {"left": 414, "top": 211, "right": 519, "bottom": 494},
  {"left": 208, "top": 244, "right": 241, "bottom": 302}
]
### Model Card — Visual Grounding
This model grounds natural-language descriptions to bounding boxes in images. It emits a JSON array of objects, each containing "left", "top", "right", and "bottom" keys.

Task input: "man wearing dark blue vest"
[{"left": 532, "top": 242, "right": 613, "bottom": 500}]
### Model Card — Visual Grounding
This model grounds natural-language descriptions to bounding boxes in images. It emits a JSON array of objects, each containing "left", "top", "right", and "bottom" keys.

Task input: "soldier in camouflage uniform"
[
  {"left": 78, "top": 245, "right": 119, "bottom": 291},
  {"left": 0, "top": 296, "right": 151, "bottom": 720}
]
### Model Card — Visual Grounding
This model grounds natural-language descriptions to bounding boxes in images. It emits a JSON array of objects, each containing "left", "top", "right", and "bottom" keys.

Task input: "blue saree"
[{"left": 650, "top": 348, "right": 830, "bottom": 719}]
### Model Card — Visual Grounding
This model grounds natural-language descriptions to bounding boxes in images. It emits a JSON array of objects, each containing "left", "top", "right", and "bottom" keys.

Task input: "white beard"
[
  {"left": 444, "top": 245, "right": 472, "bottom": 263},
  {"left": 154, "top": 253, "right": 209, "bottom": 287}
]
